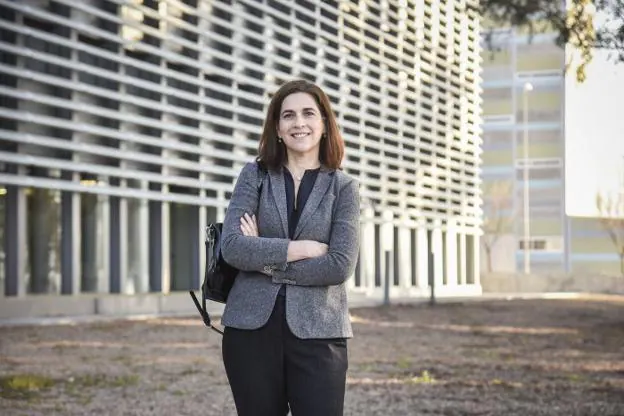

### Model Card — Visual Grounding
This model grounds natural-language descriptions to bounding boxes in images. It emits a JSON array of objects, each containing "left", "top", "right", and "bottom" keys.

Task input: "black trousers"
[{"left": 222, "top": 295, "right": 348, "bottom": 416}]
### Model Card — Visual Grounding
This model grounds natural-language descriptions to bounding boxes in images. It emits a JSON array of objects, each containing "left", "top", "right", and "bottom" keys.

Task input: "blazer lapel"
[
  {"left": 294, "top": 169, "right": 333, "bottom": 239},
  {"left": 269, "top": 167, "right": 289, "bottom": 238}
]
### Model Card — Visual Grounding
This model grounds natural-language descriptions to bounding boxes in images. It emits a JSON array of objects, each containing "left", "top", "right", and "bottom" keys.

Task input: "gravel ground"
[{"left": 1, "top": 295, "right": 623, "bottom": 415}]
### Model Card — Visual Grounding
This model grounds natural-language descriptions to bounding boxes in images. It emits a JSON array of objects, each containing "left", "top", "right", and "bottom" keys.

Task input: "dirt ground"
[{"left": 1, "top": 295, "right": 623, "bottom": 416}]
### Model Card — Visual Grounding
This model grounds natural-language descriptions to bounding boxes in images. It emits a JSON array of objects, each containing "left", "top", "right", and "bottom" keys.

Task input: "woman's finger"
[
  {"left": 240, "top": 217, "right": 251, "bottom": 233},
  {"left": 250, "top": 214, "right": 258, "bottom": 234}
]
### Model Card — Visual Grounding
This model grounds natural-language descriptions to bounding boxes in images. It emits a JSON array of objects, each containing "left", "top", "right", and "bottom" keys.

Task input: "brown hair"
[{"left": 257, "top": 79, "right": 344, "bottom": 171}]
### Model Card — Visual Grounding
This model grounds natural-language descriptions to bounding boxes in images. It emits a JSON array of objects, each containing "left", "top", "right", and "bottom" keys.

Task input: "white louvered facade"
[{"left": 0, "top": 0, "right": 482, "bottom": 314}]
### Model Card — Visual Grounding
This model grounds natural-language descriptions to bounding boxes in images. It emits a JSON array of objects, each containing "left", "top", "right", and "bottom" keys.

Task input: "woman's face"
[{"left": 276, "top": 92, "right": 324, "bottom": 160}]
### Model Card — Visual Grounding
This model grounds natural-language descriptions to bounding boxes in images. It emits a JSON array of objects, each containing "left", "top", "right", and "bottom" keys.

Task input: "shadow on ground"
[{"left": 1, "top": 296, "right": 623, "bottom": 415}]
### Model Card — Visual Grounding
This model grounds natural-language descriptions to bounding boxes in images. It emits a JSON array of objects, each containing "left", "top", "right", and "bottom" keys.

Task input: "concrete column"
[
  {"left": 445, "top": 219, "right": 458, "bottom": 286},
  {"left": 161, "top": 200, "right": 171, "bottom": 293},
  {"left": 118, "top": 195, "right": 128, "bottom": 293},
  {"left": 5, "top": 184, "right": 27, "bottom": 296},
  {"left": 61, "top": 173, "right": 81, "bottom": 295},
  {"left": 360, "top": 206, "right": 375, "bottom": 293},
  {"left": 138, "top": 196, "right": 149, "bottom": 293},
  {"left": 148, "top": 197, "right": 172, "bottom": 294},
  {"left": 216, "top": 190, "right": 226, "bottom": 222},
  {"left": 432, "top": 219, "right": 444, "bottom": 288},
  {"left": 398, "top": 220, "right": 413, "bottom": 289},
  {"left": 126, "top": 193, "right": 149, "bottom": 294},
  {"left": 459, "top": 231, "right": 467, "bottom": 285},
  {"left": 380, "top": 210, "right": 394, "bottom": 291},
  {"left": 416, "top": 221, "right": 429, "bottom": 289},
  {"left": 96, "top": 192, "right": 110, "bottom": 294}
]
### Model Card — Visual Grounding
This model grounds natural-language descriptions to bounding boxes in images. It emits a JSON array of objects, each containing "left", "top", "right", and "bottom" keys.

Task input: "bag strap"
[
  {"left": 189, "top": 163, "right": 266, "bottom": 335},
  {"left": 189, "top": 290, "right": 224, "bottom": 335}
]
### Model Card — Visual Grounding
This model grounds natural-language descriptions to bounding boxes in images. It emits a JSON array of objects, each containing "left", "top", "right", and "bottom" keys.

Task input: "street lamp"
[{"left": 522, "top": 82, "right": 533, "bottom": 274}]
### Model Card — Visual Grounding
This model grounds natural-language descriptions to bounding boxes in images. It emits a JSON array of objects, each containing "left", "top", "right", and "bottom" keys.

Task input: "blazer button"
[{"left": 263, "top": 265, "right": 272, "bottom": 274}]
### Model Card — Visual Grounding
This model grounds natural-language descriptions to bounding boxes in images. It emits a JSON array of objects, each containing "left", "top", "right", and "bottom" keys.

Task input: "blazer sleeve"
[
  {"left": 271, "top": 178, "right": 360, "bottom": 286},
  {"left": 221, "top": 162, "right": 290, "bottom": 273}
]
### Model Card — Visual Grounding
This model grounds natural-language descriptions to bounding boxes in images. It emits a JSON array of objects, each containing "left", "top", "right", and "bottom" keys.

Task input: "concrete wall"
[{"left": 481, "top": 272, "right": 624, "bottom": 294}]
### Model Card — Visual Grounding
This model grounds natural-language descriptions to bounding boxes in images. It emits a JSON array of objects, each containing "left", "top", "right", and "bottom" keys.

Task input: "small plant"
[
  {"left": 71, "top": 374, "right": 139, "bottom": 389},
  {"left": 0, "top": 374, "right": 56, "bottom": 400},
  {"left": 396, "top": 357, "right": 412, "bottom": 370},
  {"left": 409, "top": 370, "right": 435, "bottom": 384}
]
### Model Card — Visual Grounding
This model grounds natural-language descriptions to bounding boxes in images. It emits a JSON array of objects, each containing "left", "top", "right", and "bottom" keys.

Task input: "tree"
[
  {"left": 482, "top": 181, "right": 513, "bottom": 273},
  {"left": 472, "top": 0, "right": 624, "bottom": 82},
  {"left": 596, "top": 190, "right": 624, "bottom": 276}
]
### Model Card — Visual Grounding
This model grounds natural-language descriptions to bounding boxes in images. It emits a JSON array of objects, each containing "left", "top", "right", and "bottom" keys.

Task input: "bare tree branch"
[
  {"left": 596, "top": 191, "right": 624, "bottom": 276},
  {"left": 482, "top": 181, "right": 513, "bottom": 273}
]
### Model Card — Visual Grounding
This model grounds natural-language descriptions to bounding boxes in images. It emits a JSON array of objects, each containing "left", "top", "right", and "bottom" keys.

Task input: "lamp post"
[{"left": 523, "top": 82, "right": 533, "bottom": 274}]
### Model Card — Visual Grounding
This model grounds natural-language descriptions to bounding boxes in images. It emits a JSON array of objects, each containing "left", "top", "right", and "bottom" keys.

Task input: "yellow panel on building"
[
  {"left": 482, "top": 150, "right": 514, "bottom": 166},
  {"left": 572, "top": 237, "right": 617, "bottom": 253},
  {"left": 517, "top": 143, "right": 562, "bottom": 158},
  {"left": 516, "top": 91, "right": 561, "bottom": 110},
  {"left": 516, "top": 55, "right": 562, "bottom": 71},
  {"left": 530, "top": 219, "right": 562, "bottom": 235},
  {"left": 483, "top": 100, "right": 512, "bottom": 116}
]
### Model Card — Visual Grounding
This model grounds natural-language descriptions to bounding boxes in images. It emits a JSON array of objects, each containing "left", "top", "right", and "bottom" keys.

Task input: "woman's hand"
[
  {"left": 287, "top": 240, "right": 328, "bottom": 262},
  {"left": 239, "top": 213, "right": 258, "bottom": 237}
]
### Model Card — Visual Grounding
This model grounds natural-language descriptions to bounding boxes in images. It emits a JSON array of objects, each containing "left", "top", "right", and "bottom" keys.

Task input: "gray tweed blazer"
[{"left": 220, "top": 161, "right": 360, "bottom": 339}]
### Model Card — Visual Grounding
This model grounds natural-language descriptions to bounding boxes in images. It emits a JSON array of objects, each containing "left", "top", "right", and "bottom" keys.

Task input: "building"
[
  {"left": 480, "top": 18, "right": 624, "bottom": 276},
  {"left": 0, "top": 0, "right": 482, "bottom": 319}
]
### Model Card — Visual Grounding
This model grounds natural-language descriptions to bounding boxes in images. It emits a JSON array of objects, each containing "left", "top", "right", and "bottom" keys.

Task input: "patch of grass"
[
  {"left": 109, "top": 375, "right": 139, "bottom": 388},
  {"left": 171, "top": 390, "right": 185, "bottom": 396},
  {"left": 567, "top": 373, "right": 587, "bottom": 383},
  {"left": 488, "top": 378, "right": 523, "bottom": 388},
  {"left": 396, "top": 357, "right": 412, "bottom": 370},
  {"left": 72, "top": 374, "right": 139, "bottom": 389},
  {"left": 355, "top": 363, "right": 373, "bottom": 372},
  {"left": 111, "top": 355, "right": 134, "bottom": 367},
  {"left": 0, "top": 374, "right": 56, "bottom": 400},
  {"left": 179, "top": 368, "right": 201, "bottom": 377},
  {"left": 408, "top": 370, "right": 436, "bottom": 384}
]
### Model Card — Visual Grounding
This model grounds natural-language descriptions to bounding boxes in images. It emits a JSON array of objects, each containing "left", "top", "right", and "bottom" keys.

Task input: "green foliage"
[
  {"left": 408, "top": 370, "right": 436, "bottom": 384},
  {"left": 473, "top": 0, "right": 624, "bottom": 82},
  {"left": 0, "top": 374, "right": 55, "bottom": 400}
]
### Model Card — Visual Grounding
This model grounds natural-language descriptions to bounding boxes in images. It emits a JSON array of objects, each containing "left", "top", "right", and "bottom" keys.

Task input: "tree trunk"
[{"left": 485, "top": 246, "right": 492, "bottom": 273}]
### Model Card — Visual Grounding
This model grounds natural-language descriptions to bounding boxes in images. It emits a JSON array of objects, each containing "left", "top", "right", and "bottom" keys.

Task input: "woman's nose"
[{"left": 294, "top": 114, "right": 306, "bottom": 126}]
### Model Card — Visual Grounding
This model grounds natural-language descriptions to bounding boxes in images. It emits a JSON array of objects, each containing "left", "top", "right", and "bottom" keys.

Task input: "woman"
[{"left": 220, "top": 79, "right": 360, "bottom": 416}]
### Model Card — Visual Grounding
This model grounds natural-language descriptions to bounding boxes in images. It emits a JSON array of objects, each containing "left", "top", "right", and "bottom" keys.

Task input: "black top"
[
  {"left": 284, "top": 167, "right": 321, "bottom": 239},
  {"left": 278, "top": 166, "right": 320, "bottom": 296}
]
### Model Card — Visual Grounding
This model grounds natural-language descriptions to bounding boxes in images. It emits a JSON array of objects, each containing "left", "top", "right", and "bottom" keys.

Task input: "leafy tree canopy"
[{"left": 471, "top": 0, "right": 624, "bottom": 82}]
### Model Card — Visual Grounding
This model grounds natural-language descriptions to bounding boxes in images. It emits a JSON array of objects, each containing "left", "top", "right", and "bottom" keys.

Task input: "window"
[
  {"left": 519, "top": 240, "right": 546, "bottom": 250},
  {"left": 518, "top": 236, "right": 563, "bottom": 252}
]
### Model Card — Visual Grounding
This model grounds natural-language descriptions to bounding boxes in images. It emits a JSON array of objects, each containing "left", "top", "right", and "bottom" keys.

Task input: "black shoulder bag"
[{"left": 189, "top": 165, "right": 265, "bottom": 335}]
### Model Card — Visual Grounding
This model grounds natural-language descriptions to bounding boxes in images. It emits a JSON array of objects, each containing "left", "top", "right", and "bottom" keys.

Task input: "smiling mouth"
[{"left": 291, "top": 132, "right": 309, "bottom": 138}]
